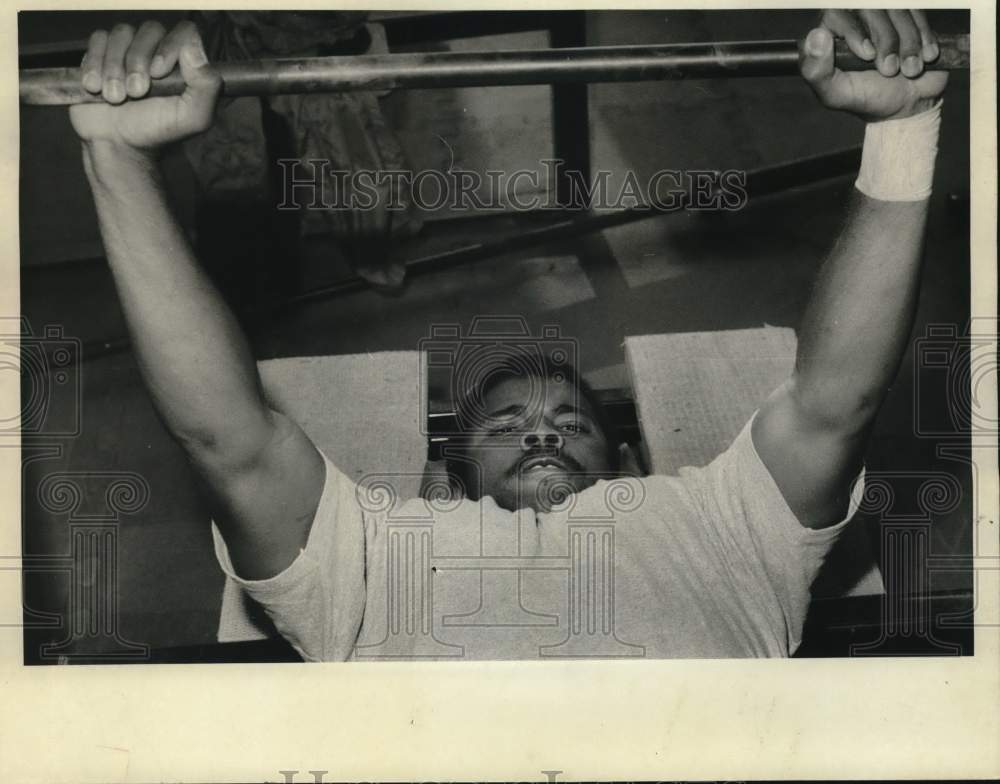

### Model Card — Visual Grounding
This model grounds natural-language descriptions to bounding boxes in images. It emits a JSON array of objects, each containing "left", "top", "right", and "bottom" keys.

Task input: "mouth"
[{"left": 517, "top": 455, "right": 570, "bottom": 475}]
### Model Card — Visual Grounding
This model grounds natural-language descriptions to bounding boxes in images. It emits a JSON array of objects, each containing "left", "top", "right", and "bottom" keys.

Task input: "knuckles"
[
  {"left": 876, "top": 29, "right": 900, "bottom": 52},
  {"left": 138, "top": 20, "right": 167, "bottom": 37},
  {"left": 820, "top": 9, "right": 850, "bottom": 28},
  {"left": 174, "top": 19, "right": 199, "bottom": 37},
  {"left": 814, "top": 9, "right": 937, "bottom": 62},
  {"left": 110, "top": 23, "right": 136, "bottom": 39}
]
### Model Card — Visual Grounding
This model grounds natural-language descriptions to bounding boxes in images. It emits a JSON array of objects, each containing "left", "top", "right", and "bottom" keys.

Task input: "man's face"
[{"left": 460, "top": 375, "right": 614, "bottom": 512}]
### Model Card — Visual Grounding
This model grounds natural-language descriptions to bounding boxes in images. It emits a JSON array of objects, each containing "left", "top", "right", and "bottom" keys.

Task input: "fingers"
[
  {"left": 824, "top": 10, "right": 941, "bottom": 80},
  {"left": 78, "top": 18, "right": 214, "bottom": 121},
  {"left": 887, "top": 9, "right": 923, "bottom": 77},
  {"left": 149, "top": 20, "right": 200, "bottom": 79},
  {"left": 101, "top": 23, "right": 135, "bottom": 104},
  {"left": 124, "top": 20, "right": 167, "bottom": 98},
  {"left": 820, "top": 9, "right": 876, "bottom": 61},
  {"left": 911, "top": 10, "right": 940, "bottom": 62},
  {"left": 80, "top": 29, "right": 107, "bottom": 94},
  {"left": 858, "top": 10, "right": 900, "bottom": 77}
]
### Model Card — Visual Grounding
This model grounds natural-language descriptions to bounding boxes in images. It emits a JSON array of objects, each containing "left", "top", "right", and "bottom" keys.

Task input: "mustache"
[{"left": 507, "top": 448, "right": 583, "bottom": 478}]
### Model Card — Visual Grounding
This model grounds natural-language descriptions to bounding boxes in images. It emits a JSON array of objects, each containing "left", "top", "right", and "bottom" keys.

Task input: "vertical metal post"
[{"left": 549, "top": 12, "right": 592, "bottom": 211}]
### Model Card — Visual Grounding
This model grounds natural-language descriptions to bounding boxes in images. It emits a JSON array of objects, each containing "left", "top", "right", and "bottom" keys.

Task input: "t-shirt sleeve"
[
  {"left": 678, "top": 413, "right": 865, "bottom": 654},
  {"left": 210, "top": 451, "right": 369, "bottom": 662}
]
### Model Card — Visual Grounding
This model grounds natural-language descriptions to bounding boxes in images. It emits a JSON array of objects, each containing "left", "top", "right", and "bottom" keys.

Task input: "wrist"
[
  {"left": 889, "top": 96, "right": 941, "bottom": 122},
  {"left": 82, "top": 140, "right": 160, "bottom": 189},
  {"left": 855, "top": 100, "right": 942, "bottom": 202}
]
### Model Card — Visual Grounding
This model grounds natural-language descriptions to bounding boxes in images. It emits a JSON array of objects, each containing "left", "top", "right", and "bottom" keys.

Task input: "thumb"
[
  {"left": 176, "top": 41, "right": 221, "bottom": 134},
  {"left": 799, "top": 27, "right": 843, "bottom": 107}
]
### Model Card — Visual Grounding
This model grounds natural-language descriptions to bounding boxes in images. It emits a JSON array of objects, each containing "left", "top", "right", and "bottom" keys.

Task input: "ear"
[{"left": 617, "top": 442, "right": 645, "bottom": 477}]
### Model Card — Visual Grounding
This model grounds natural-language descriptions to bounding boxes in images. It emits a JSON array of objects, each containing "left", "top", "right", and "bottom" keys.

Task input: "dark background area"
[{"left": 17, "top": 9, "right": 973, "bottom": 662}]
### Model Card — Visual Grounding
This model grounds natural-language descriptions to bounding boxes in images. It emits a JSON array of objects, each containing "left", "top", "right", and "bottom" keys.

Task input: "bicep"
[
  {"left": 752, "top": 381, "right": 867, "bottom": 529},
  {"left": 191, "top": 410, "right": 326, "bottom": 579}
]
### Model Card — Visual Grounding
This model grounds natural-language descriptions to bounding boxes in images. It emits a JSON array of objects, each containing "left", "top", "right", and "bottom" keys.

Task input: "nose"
[{"left": 520, "top": 431, "right": 564, "bottom": 452}]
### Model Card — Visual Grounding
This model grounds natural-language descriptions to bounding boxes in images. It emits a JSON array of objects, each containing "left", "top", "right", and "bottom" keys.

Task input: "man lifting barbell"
[{"left": 67, "top": 10, "right": 949, "bottom": 660}]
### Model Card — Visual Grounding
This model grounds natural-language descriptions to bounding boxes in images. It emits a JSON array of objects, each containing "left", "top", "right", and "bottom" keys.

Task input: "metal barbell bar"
[{"left": 20, "top": 34, "right": 969, "bottom": 106}]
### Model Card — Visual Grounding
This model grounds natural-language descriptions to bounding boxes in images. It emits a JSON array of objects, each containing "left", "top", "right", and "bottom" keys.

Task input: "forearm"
[
  {"left": 753, "top": 11, "right": 947, "bottom": 528},
  {"left": 84, "top": 141, "right": 273, "bottom": 461},
  {"left": 791, "top": 190, "right": 929, "bottom": 432},
  {"left": 789, "top": 97, "right": 943, "bottom": 435}
]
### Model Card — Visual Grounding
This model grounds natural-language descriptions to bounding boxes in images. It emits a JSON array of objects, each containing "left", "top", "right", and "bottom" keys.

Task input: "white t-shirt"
[{"left": 212, "top": 417, "right": 864, "bottom": 661}]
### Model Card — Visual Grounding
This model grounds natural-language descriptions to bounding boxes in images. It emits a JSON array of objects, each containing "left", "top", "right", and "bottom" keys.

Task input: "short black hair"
[{"left": 443, "top": 352, "right": 621, "bottom": 494}]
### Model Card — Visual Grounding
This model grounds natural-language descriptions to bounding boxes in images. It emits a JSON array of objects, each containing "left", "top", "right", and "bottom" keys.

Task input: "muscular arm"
[
  {"left": 753, "top": 193, "right": 928, "bottom": 527},
  {"left": 76, "top": 23, "right": 323, "bottom": 578},
  {"left": 752, "top": 10, "right": 946, "bottom": 528}
]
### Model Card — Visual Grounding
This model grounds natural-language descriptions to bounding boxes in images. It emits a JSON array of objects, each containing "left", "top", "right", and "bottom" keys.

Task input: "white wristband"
[{"left": 854, "top": 100, "right": 943, "bottom": 202}]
